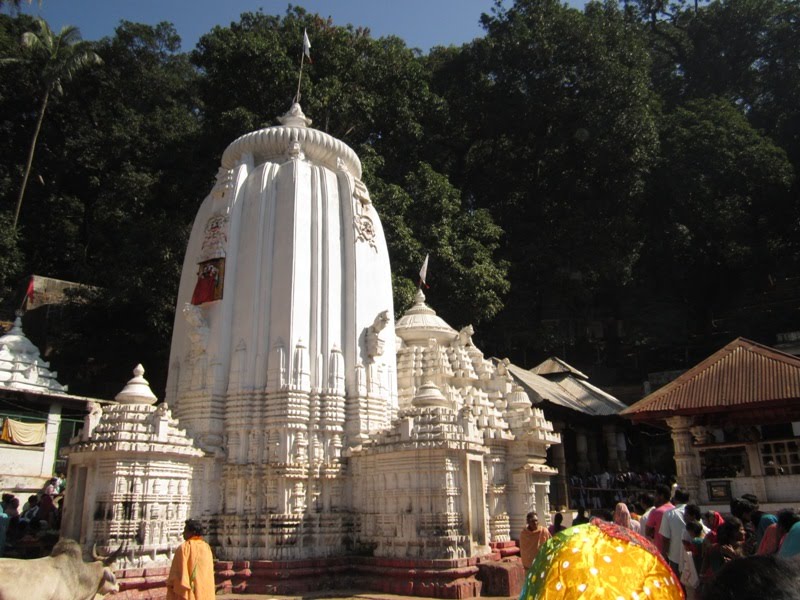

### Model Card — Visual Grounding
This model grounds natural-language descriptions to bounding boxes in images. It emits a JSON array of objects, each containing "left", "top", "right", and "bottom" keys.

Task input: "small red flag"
[{"left": 19, "top": 276, "right": 34, "bottom": 311}]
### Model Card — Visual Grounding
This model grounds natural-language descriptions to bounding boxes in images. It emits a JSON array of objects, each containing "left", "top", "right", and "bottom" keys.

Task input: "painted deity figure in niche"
[
  {"left": 191, "top": 258, "right": 224, "bottom": 305},
  {"left": 200, "top": 213, "right": 227, "bottom": 258},
  {"left": 191, "top": 212, "right": 228, "bottom": 305}
]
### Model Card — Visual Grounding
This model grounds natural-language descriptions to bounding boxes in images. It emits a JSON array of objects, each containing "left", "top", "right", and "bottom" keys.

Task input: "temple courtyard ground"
[{"left": 220, "top": 593, "right": 516, "bottom": 600}]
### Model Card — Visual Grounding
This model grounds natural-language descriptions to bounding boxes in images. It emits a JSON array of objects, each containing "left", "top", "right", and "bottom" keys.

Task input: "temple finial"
[{"left": 279, "top": 102, "right": 312, "bottom": 128}]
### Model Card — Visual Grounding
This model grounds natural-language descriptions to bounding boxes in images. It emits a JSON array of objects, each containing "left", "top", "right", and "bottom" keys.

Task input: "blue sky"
[{"left": 18, "top": 0, "right": 588, "bottom": 53}]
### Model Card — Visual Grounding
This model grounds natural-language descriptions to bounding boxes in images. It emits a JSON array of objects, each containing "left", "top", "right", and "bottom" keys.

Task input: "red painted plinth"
[
  {"left": 476, "top": 559, "right": 525, "bottom": 597},
  {"left": 490, "top": 540, "right": 521, "bottom": 559},
  {"left": 109, "top": 554, "right": 496, "bottom": 599}
]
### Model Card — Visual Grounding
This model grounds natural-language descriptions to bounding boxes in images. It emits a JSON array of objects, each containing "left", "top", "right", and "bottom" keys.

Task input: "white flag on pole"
[
  {"left": 419, "top": 254, "right": 429, "bottom": 288},
  {"left": 303, "top": 29, "right": 312, "bottom": 63}
]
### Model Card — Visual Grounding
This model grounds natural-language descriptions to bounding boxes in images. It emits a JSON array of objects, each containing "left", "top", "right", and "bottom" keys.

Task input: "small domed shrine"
[{"left": 61, "top": 365, "right": 204, "bottom": 563}]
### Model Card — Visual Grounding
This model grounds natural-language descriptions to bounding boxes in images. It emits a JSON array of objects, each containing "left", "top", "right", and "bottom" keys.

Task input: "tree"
[
  {"left": 364, "top": 154, "right": 509, "bottom": 326},
  {"left": 36, "top": 20, "right": 203, "bottom": 396},
  {"left": 192, "top": 7, "right": 446, "bottom": 180},
  {"left": 0, "top": 212, "right": 23, "bottom": 302},
  {"left": 0, "top": 17, "right": 202, "bottom": 395},
  {"left": 11, "top": 17, "right": 101, "bottom": 229},
  {"left": 631, "top": 97, "right": 795, "bottom": 362},
  {"left": 429, "top": 0, "right": 658, "bottom": 362}
]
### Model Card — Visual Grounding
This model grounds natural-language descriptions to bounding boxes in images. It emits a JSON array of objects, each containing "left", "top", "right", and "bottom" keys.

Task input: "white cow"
[{"left": 0, "top": 539, "right": 121, "bottom": 600}]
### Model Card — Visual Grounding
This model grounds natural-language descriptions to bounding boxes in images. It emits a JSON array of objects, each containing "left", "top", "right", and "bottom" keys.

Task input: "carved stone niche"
[{"left": 366, "top": 310, "right": 391, "bottom": 360}]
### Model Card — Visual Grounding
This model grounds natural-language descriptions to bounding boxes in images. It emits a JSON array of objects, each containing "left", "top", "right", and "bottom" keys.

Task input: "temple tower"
[{"left": 165, "top": 103, "right": 397, "bottom": 559}]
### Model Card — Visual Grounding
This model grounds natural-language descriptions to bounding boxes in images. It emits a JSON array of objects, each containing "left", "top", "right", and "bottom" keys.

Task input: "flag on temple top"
[
  {"left": 303, "top": 29, "right": 312, "bottom": 63},
  {"left": 25, "top": 276, "right": 34, "bottom": 302},
  {"left": 419, "top": 254, "right": 429, "bottom": 288}
]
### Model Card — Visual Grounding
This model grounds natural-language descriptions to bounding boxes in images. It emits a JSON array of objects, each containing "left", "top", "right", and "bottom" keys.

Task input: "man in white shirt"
[
  {"left": 659, "top": 488, "right": 690, "bottom": 574},
  {"left": 639, "top": 492, "right": 655, "bottom": 527}
]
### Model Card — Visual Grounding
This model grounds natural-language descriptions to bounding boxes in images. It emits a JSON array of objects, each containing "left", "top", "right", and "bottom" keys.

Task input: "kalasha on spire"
[{"left": 278, "top": 102, "right": 312, "bottom": 128}]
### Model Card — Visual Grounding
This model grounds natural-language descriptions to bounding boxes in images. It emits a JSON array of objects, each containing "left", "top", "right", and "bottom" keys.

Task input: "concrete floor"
[{"left": 220, "top": 592, "right": 516, "bottom": 600}]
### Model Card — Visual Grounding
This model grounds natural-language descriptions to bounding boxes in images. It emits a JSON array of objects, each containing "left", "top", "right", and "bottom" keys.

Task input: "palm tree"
[{"left": 12, "top": 17, "right": 102, "bottom": 229}]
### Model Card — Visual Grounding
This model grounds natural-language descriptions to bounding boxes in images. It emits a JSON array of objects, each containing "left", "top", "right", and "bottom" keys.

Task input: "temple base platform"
[{"left": 108, "top": 544, "right": 524, "bottom": 599}]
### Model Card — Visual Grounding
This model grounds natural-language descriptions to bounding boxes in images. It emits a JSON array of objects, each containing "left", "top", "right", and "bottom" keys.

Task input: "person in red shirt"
[{"left": 645, "top": 484, "right": 674, "bottom": 555}]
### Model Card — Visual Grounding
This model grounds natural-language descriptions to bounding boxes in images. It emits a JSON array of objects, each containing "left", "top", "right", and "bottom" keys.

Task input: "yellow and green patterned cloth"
[{"left": 520, "top": 519, "right": 684, "bottom": 600}]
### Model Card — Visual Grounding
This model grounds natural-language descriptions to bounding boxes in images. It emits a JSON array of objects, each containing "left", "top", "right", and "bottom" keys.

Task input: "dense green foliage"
[{"left": 0, "top": 0, "right": 797, "bottom": 396}]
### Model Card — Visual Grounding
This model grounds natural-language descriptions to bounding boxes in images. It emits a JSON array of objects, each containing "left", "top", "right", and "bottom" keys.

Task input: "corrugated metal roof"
[
  {"left": 553, "top": 374, "right": 629, "bottom": 415},
  {"left": 621, "top": 337, "right": 800, "bottom": 419},
  {"left": 530, "top": 356, "right": 588, "bottom": 379},
  {"left": 505, "top": 362, "right": 624, "bottom": 417}
]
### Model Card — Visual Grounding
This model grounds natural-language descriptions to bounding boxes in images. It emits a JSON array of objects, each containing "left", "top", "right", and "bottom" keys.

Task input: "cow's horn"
[
  {"left": 103, "top": 542, "right": 126, "bottom": 566},
  {"left": 91, "top": 543, "right": 102, "bottom": 561}
]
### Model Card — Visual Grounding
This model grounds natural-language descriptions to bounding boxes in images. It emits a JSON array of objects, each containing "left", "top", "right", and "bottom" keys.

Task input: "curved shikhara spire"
[{"left": 164, "top": 100, "right": 397, "bottom": 560}]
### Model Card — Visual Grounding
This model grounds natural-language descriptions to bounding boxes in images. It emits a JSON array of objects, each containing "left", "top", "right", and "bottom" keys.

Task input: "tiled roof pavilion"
[{"left": 621, "top": 337, "right": 800, "bottom": 426}]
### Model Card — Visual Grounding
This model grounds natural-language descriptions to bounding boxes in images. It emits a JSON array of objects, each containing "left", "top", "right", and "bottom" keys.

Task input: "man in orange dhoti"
[
  {"left": 166, "top": 519, "right": 216, "bottom": 600},
  {"left": 519, "top": 511, "right": 551, "bottom": 569}
]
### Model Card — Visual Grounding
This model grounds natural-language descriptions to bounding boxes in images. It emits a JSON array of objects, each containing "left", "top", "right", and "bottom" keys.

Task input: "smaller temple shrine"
[
  {"left": 0, "top": 315, "right": 102, "bottom": 491},
  {"left": 61, "top": 365, "right": 205, "bottom": 564},
  {"left": 349, "top": 290, "right": 560, "bottom": 564}
]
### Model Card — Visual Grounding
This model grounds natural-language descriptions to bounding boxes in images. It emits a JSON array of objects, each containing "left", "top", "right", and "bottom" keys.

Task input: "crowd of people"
[
  {"left": 568, "top": 471, "right": 674, "bottom": 510},
  {"left": 528, "top": 486, "right": 800, "bottom": 599},
  {"left": 0, "top": 474, "right": 65, "bottom": 557},
  {"left": 635, "top": 485, "right": 800, "bottom": 597}
]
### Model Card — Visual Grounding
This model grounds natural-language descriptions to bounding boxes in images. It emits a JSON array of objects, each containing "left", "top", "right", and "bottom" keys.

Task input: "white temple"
[
  {"left": 61, "top": 103, "right": 560, "bottom": 596},
  {"left": 0, "top": 315, "right": 67, "bottom": 394},
  {"left": 0, "top": 315, "right": 76, "bottom": 491}
]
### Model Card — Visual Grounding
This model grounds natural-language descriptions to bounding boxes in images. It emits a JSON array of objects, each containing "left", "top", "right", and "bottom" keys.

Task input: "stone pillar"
[
  {"left": 603, "top": 423, "right": 620, "bottom": 471},
  {"left": 535, "top": 483, "right": 551, "bottom": 523},
  {"left": 587, "top": 433, "right": 601, "bottom": 473},
  {"left": 576, "top": 430, "right": 590, "bottom": 474},
  {"left": 745, "top": 444, "right": 768, "bottom": 503},
  {"left": 666, "top": 415, "right": 700, "bottom": 501},
  {"left": 550, "top": 422, "right": 569, "bottom": 509},
  {"left": 616, "top": 432, "right": 629, "bottom": 470},
  {"left": 40, "top": 402, "right": 62, "bottom": 477}
]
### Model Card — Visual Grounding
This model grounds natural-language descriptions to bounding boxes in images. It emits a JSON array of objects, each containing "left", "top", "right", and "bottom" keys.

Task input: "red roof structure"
[{"left": 621, "top": 338, "right": 800, "bottom": 426}]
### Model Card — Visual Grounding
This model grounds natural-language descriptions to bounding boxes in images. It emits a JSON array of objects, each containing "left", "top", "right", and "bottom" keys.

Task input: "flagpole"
[
  {"left": 294, "top": 29, "right": 311, "bottom": 104},
  {"left": 294, "top": 52, "right": 305, "bottom": 104}
]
